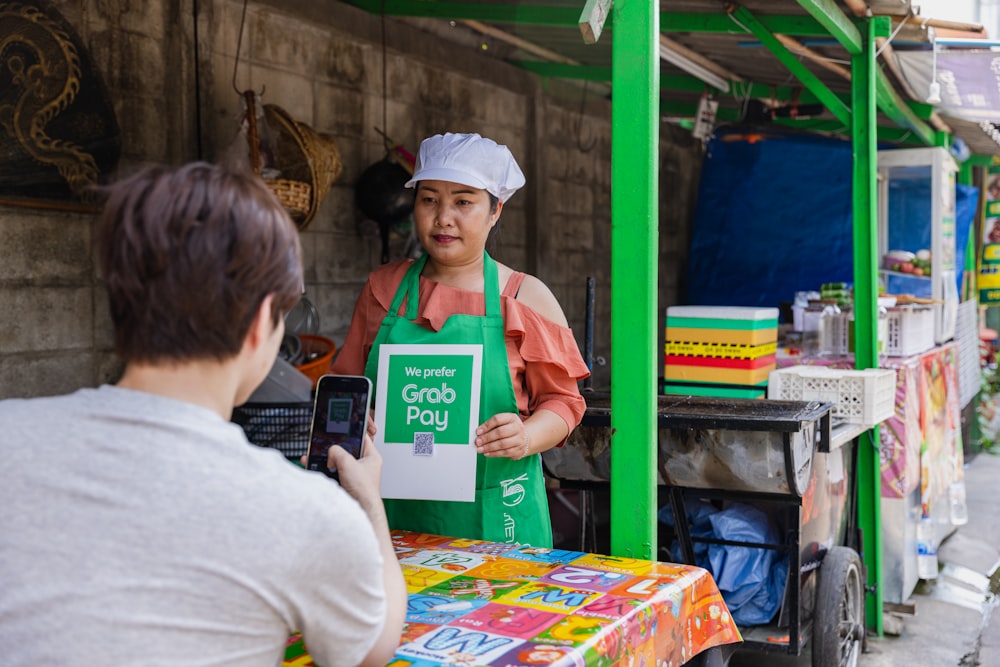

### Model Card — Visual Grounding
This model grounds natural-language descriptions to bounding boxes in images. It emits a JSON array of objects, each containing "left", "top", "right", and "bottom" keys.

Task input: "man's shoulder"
[{"left": 0, "top": 387, "right": 95, "bottom": 420}]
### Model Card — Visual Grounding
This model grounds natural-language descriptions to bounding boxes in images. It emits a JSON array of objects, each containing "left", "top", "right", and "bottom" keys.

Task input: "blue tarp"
[
  {"left": 684, "top": 127, "right": 977, "bottom": 312},
  {"left": 659, "top": 499, "right": 789, "bottom": 626}
]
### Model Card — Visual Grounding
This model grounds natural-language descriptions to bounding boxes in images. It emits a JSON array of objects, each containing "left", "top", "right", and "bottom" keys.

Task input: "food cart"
[{"left": 544, "top": 393, "right": 867, "bottom": 667}]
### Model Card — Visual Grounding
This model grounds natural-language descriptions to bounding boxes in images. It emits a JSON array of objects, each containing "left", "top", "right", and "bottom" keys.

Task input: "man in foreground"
[{"left": 0, "top": 163, "right": 405, "bottom": 667}]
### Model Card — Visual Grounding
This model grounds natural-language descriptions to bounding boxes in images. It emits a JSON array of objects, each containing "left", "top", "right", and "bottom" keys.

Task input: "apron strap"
[
  {"left": 395, "top": 252, "right": 502, "bottom": 320},
  {"left": 483, "top": 252, "right": 501, "bottom": 318},
  {"left": 391, "top": 255, "right": 427, "bottom": 320}
]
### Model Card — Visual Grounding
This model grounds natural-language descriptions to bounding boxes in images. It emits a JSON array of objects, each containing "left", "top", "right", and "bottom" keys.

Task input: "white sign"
[{"left": 374, "top": 343, "right": 483, "bottom": 502}]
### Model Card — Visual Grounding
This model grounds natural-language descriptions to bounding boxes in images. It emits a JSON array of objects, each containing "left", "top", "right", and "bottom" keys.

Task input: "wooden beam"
[
  {"left": 774, "top": 33, "right": 852, "bottom": 80},
  {"left": 579, "top": 0, "right": 612, "bottom": 44},
  {"left": 460, "top": 19, "right": 578, "bottom": 65},
  {"left": 658, "top": 34, "right": 744, "bottom": 83}
]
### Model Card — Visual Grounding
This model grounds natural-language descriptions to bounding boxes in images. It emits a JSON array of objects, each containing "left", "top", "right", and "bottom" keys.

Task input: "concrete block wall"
[{"left": 0, "top": 0, "right": 701, "bottom": 398}]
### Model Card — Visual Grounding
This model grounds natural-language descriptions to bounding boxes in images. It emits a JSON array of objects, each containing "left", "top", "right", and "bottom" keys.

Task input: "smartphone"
[{"left": 306, "top": 374, "right": 373, "bottom": 480}]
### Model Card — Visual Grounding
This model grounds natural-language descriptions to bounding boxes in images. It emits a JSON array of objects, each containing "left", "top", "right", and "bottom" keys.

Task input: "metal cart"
[{"left": 543, "top": 393, "right": 866, "bottom": 667}]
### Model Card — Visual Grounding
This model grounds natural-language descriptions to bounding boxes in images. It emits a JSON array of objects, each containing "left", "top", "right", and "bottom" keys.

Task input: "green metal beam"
[
  {"left": 850, "top": 16, "right": 884, "bottom": 636},
  {"left": 907, "top": 100, "right": 936, "bottom": 121},
  {"left": 610, "top": 0, "right": 658, "bottom": 561},
  {"left": 662, "top": 12, "right": 829, "bottom": 37},
  {"left": 874, "top": 70, "right": 937, "bottom": 146},
  {"left": 968, "top": 154, "right": 1000, "bottom": 167},
  {"left": 729, "top": 5, "right": 851, "bottom": 126},
  {"left": 796, "top": 0, "right": 862, "bottom": 55},
  {"left": 770, "top": 118, "right": 926, "bottom": 143},
  {"left": 512, "top": 59, "right": 848, "bottom": 111},
  {"left": 659, "top": 100, "right": 741, "bottom": 122},
  {"left": 788, "top": 3, "right": 939, "bottom": 145},
  {"left": 342, "top": 1, "right": 832, "bottom": 37},
  {"left": 339, "top": 0, "right": 580, "bottom": 26},
  {"left": 509, "top": 60, "right": 612, "bottom": 82}
]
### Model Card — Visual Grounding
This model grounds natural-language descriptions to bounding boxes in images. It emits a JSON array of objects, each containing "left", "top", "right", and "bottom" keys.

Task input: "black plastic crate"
[{"left": 232, "top": 402, "right": 312, "bottom": 459}]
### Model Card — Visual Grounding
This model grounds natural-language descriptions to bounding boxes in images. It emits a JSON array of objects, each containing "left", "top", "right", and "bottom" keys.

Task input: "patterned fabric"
[{"left": 284, "top": 531, "right": 742, "bottom": 667}]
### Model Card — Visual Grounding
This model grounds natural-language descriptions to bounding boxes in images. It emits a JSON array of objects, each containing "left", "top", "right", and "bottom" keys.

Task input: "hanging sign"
[
  {"left": 979, "top": 173, "right": 1000, "bottom": 305},
  {"left": 896, "top": 50, "right": 1000, "bottom": 123},
  {"left": 374, "top": 344, "right": 482, "bottom": 501}
]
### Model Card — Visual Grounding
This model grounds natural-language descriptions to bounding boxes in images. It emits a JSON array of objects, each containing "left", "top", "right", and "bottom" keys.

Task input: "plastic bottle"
[
  {"left": 949, "top": 480, "right": 969, "bottom": 526},
  {"left": 916, "top": 514, "right": 938, "bottom": 580},
  {"left": 818, "top": 301, "right": 842, "bottom": 357}
]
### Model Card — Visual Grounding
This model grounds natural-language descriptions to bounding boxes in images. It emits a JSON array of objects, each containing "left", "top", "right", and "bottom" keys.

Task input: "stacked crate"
[{"left": 663, "top": 306, "right": 779, "bottom": 399}]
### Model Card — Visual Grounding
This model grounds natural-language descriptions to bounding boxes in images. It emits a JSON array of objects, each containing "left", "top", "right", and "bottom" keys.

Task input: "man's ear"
[{"left": 245, "top": 294, "right": 276, "bottom": 352}]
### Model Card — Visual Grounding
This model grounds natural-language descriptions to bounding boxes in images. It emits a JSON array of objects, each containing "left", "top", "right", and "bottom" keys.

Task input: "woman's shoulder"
[
  {"left": 508, "top": 272, "right": 569, "bottom": 328},
  {"left": 367, "top": 258, "right": 415, "bottom": 305},
  {"left": 369, "top": 258, "right": 414, "bottom": 283}
]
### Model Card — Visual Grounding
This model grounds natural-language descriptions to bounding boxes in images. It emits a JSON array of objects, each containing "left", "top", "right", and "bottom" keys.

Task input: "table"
[{"left": 282, "top": 530, "right": 742, "bottom": 666}]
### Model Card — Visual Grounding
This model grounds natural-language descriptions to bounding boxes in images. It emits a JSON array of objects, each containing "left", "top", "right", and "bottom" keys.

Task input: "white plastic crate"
[
  {"left": 884, "top": 306, "right": 935, "bottom": 357},
  {"left": 823, "top": 312, "right": 889, "bottom": 357},
  {"left": 768, "top": 365, "right": 896, "bottom": 427}
]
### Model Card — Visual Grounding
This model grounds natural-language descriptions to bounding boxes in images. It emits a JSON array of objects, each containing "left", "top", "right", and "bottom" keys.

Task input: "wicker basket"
[
  {"left": 242, "top": 92, "right": 342, "bottom": 229},
  {"left": 263, "top": 103, "right": 342, "bottom": 229},
  {"left": 264, "top": 177, "right": 311, "bottom": 218}
]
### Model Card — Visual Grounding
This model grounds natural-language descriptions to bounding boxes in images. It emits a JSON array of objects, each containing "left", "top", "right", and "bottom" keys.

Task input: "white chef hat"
[{"left": 404, "top": 132, "right": 526, "bottom": 203}]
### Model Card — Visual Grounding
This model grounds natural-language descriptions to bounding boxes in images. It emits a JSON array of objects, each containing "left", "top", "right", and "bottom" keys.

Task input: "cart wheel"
[{"left": 812, "top": 546, "right": 864, "bottom": 667}]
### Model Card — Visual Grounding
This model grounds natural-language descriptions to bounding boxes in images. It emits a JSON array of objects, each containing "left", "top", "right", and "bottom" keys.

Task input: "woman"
[{"left": 332, "top": 132, "right": 589, "bottom": 547}]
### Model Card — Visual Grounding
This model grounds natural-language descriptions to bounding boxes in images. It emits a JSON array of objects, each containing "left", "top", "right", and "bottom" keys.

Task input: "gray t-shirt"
[{"left": 0, "top": 386, "right": 385, "bottom": 667}]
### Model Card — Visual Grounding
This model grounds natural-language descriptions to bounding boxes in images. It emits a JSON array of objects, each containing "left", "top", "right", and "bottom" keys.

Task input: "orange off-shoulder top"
[{"left": 330, "top": 259, "right": 590, "bottom": 436}]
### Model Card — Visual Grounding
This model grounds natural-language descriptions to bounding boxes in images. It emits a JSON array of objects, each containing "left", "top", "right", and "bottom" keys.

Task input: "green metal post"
[
  {"left": 610, "top": 0, "right": 658, "bottom": 560},
  {"left": 850, "top": 17, "right": 884, "bottom": 635},
  {"left": 959, "top": 162, "right": 976, "bottom": 301}
]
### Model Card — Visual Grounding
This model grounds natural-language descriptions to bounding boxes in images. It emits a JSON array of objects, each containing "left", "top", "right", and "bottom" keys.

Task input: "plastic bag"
[{"left": 659, "top": 499, "right": 788, "bottom": 626}]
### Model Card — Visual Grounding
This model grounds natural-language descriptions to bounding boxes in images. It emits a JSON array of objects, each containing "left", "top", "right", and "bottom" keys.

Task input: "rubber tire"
[{"left": 812, "top": 546, "right": 864, "bottom": 667}]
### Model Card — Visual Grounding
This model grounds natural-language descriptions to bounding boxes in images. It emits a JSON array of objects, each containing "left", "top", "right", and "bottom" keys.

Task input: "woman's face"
[{"left": 413, "top": 180, "right": 501, "bottom": 266}]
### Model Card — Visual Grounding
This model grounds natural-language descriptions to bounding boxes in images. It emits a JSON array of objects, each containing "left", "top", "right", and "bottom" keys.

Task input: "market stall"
[
  {"left": 280, "top": 530, "right": 742, "bottom": 667},
  {"left": 542, "top": 394, "right": 865, "bottom": 665},
  {"left": 775, "top": 341, "right": 964, "bottom": 604}
]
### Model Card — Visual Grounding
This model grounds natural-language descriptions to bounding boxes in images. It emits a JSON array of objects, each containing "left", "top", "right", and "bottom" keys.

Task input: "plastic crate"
[
  {"left": 768, "top": 365, "right": 896, "bottom": 427},
  {"left": 884, "top": 306, "right": 935, "bottom": 357},
  {"left": 232, "top": 401, "right": 313, "bottom": 458},
  {"left": 824, "top": 311, "right": 889, "bottom": 357}
]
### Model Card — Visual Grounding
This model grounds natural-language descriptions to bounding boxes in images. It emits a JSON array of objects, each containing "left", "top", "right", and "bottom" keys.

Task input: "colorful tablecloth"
[
  {"left": 283, "top": 531, "right": 742, "bottom": 667},
  {"left": 777, "top": 342, "right": 962, "bottom": 510}
]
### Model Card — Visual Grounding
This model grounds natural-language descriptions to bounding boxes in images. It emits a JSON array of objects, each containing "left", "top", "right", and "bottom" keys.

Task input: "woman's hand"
[{"left": 475, "top": 412, "right": 531, "bottom": 460}]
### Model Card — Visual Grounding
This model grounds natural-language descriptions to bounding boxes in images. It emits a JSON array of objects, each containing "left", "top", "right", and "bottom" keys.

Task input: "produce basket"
[{"left": 232, "top": 401, "right": 312, "bottom": 459}]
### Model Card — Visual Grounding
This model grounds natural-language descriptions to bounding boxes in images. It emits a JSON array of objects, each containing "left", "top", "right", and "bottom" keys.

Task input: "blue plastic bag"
[{"left": 659, "top": 499, "right": 788, "bottom": 626}]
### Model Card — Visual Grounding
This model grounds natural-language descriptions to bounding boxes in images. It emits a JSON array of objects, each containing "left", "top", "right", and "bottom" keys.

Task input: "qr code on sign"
[{"left": 413, "top": 432, "right": 434, "bottom": 456}]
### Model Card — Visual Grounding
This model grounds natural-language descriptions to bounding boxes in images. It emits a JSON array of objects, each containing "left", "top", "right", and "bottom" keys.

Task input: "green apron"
[{"left": 364, "top": 252, "right": 552, "bottom": 547}]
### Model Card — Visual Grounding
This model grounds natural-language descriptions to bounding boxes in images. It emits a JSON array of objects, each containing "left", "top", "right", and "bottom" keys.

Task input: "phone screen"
[{"left": 306, "top": 374, "right": 372, "bottom": 479}]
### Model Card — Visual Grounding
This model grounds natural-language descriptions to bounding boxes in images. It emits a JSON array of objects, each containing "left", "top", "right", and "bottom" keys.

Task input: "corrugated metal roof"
[{"left": 349, "top": 0, "right": 1000, "bottom": 156}]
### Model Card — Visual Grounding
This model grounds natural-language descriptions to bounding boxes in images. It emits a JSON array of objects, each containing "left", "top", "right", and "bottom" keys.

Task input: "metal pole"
[
  {"left": 584, "top": 276, "right": 595, "bottom": 391},
  {"left": 610, "top": 0, "right": 659, "bottom": 560},
  {"left": 850, "top": 15, "right": 884, "bottom": 635}
]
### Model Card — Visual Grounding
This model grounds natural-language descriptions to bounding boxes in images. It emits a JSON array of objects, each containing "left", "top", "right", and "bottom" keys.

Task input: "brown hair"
[{"left": 96, "top": 162, "right": 302, "bottom": 363}]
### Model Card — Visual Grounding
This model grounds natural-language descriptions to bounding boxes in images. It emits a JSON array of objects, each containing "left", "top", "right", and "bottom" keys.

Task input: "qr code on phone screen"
[{"left": 413, "top": 432, "right": 434, "bottom": 456}]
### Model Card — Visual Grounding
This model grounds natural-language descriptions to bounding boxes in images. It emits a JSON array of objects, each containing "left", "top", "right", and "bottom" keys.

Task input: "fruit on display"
[{"left": 883, "top": 249, "right": 931, "bottom": 276}]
